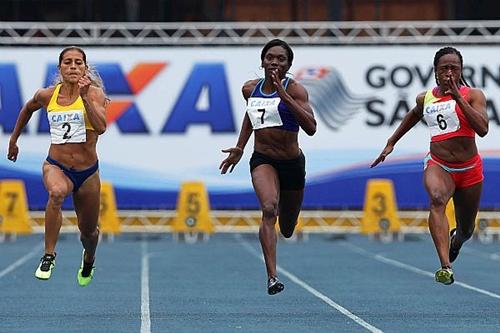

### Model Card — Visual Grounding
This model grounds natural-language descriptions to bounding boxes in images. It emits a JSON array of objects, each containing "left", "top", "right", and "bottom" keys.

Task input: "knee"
[
  {"left": 47, "top": 187, "right": 66, "bottom": 208},
  {"left": 428, "top": 192, "right": 448, "bottom": 211},
  {"left": 80, "top": 227, "right": 99, "bottom": 241},
  {"left": 280, "top": 226, "right": 295, "bottom": 239},
  {"left": 278, "top": 216, "right": 296, "bottom": 238},
  {"left": 261, "top": 201, "right": 278, "bottom": 220}
]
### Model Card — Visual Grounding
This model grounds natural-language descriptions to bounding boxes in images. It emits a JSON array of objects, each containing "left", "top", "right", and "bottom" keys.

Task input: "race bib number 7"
[{"left": 246, "top": 97, "right": 283, "bottom": 130}]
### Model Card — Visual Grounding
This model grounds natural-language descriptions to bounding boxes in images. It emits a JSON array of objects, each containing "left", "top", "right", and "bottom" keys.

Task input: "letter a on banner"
[
  {"left": 99, "top": 181, "right": 120, "bottom": 235},
  {"left": 361, "top": 179, "right": 401, "bottom": 236},
  {"left": 0, "top": 179, "right": 32, "bottom": 234},
  {"left": 172, "top": 181, "right": 213, "bottom": 241}
]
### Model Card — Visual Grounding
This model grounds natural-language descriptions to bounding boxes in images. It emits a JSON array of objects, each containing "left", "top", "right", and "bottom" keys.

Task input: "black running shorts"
[{"left": 249, "top": 150, "right": 306, "bottom": 190}]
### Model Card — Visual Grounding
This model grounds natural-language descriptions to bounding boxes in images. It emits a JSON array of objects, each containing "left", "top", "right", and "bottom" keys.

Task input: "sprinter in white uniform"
[{"left": 220, "top": 39, "right": 317, "bottom": 295}]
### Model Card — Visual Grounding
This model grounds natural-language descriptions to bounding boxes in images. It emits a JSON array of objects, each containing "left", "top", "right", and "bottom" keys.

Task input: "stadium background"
[
  {"left": 2, "top": 3, "right": 500, "bottom": 333},
  {"left": 1, "top": 1, "right": 500, "bottom": 231}
]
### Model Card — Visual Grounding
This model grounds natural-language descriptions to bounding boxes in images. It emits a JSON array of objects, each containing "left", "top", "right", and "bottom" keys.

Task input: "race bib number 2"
[{"left": 48, "top": 109, "right": 87, "bottom": 144}]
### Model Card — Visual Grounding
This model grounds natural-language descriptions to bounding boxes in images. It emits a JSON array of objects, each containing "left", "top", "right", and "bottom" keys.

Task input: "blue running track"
[{"left": 1, "top": 233, "right": 499, "bottom": 332}]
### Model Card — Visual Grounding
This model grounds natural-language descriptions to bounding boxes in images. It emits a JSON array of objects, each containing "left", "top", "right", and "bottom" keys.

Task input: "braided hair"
[{"left": 433, "top": 46, "right": 470, "bottom": 87}]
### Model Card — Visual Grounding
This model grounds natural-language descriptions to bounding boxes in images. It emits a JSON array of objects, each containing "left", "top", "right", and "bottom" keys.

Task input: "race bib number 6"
[{"left": 423, "top": 100, "right": 460, "bottom": 137}]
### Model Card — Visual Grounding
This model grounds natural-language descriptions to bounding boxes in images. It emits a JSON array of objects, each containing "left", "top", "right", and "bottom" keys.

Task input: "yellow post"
[
  {"left": 99, "top": 181, "right": 121, "bottom": 235},
  {"left": 445, "top": 199, "right": 457, "bottom": 231},
  {"left": 0, "top": 179, "right": 32, "bottom": 235},
  {"left": 172, "top": 181, "right": 213, "bottom": 240},
  {"left": 361, "top": 179, "right": 401, "bottom": 237}
]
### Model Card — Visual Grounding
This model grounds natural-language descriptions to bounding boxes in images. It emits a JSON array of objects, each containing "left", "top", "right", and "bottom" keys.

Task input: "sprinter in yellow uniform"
[{"left": 7, "top": 46, "right": 108, "bottom": 286}]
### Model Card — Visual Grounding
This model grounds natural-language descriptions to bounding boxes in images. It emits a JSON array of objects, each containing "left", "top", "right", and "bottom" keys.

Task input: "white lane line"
[
  {"left": 342, "top": 242, "right": 500, "bottom": 300},
  {"left": 423, "top": 236, "right": 500, "bottom": 263},
  {"left": 0, "top": 241, "right": 44, "bottom": 279},
  {"left": 461, "top": 247, "right": 500, "bottom": 262},
  {"left": 141, "top": 240, "right": 151, "bottom": 333},
  {"left": 236, "top": 235, "right": 384, "bottom": 333}
]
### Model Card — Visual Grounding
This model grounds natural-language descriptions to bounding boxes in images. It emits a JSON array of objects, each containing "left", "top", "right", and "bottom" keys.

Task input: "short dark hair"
[{"left": 260, "top": 39, "right": 294, "bottom": 65}]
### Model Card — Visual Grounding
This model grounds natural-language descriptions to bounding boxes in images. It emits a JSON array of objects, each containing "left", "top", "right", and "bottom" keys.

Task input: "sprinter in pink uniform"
[{"left": 371, "top": 47, "right": 488, "bottom": 285}]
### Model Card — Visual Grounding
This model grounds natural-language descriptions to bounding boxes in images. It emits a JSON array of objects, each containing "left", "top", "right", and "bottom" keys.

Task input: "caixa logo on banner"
[{"left": 0, "top": 63, "right": 236, "bottom": 134}]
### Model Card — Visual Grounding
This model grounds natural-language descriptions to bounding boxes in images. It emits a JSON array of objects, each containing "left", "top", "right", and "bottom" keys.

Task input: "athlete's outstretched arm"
[
  {"left": 8, "top": 89, "right": 46, "bottom": 162},
  {"left": 220, "top": 81, "right": 256, "bottom": 174},
  {"left": 220, "top": 113, "right": 252, "bottom": 174},
  {"left": 371, "top": 92, "right": 425, "bottom": 168}
]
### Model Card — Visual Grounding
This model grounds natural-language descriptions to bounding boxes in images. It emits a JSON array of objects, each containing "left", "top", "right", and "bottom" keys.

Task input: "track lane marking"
[
  {"left": 236, "top": 234, "right": 384, "bottom": 333},
  {"left": 0, "top": 241, "right": 44, "bottom": 279},
  {"left": 342, "top": 242, "right": 500, "bottom": 300},
  {"left": 141, "top": 240, "right": 151, "bottom": 333}
]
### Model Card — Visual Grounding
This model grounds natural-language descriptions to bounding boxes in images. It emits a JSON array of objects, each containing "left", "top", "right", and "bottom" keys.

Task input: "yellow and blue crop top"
[{"left": 46, "top": 84, "right": 93, "bottom": 144}]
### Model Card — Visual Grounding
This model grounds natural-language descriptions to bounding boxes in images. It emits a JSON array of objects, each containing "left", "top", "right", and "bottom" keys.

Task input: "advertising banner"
[{"left": 1, "top": 46, "right": 499, "bottom": 209}]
